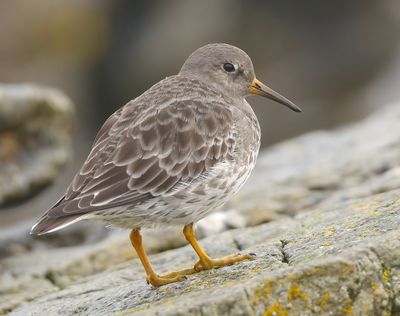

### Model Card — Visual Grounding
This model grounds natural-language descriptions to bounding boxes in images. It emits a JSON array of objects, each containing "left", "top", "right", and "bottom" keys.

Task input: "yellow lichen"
[
  {"left": 303, "top": 267, "right": 322, "bottom": 278},
  {"left": 264, "top": 280, "right": 274, "bottom": 296},
  {"left": 320, "top": 242, "right": 334, "bottom": 247},
  {"left": 323, "top": 226, "right": 336, "bottom": 237},
  {"left": 221, "top": 280, "right": 236, "bottom": 287},
  {"left": 252, "top": 280, "right": 276, "bottom": 305},
  {"left": 342, "top": 306, "right": 353, "bottom": 314},
  {"left": 342, "top": 299, "right": 353, "bottom": 315},
  {"left": 182, "top": 279, "right": 213, "bottom": 293},
  {"left": 263, "top": 303, "right": 288, "bottom": 316},
  {"left": 287, "top": 284, "right": 309, "bottom": 303},
  {"left": 344, "top": 222, "right": 357, "bottom": 231},
  {"left": 252, "top": 287, "right": 262, "bottom": 305},
  {"left": 319, "top": 292, "right": 330, "bottom": 310},
  {"left": 382, "top": 268, "right": 391, "bottom": 285},
  {"left": 356, "top": 234, "right": 366, "bottom": 241},
  {"left": 371, "top": 283, "right": 379, "bottom": 290},
  {"left": 250, "top": 266, "right": 263, "bottom": 273}
]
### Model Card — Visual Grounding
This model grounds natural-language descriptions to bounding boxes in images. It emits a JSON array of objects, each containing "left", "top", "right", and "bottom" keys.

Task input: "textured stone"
[
  {"left": 0, "top": 84, "right": 74, "bottom": 208},
  {"left": 5, "top": 191, "right": 400, "bottom": 316},
  {"left": 223, "top": 103, "right": 400, "bottom": 230},
  {"left": 1, "top": 103, "right": 400, "bottom": 315}
]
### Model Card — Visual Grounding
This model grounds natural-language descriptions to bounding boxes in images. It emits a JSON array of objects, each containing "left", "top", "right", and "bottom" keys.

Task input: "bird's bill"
[{"left": 249, "top": 78, "right": 301, "bottom": 112}]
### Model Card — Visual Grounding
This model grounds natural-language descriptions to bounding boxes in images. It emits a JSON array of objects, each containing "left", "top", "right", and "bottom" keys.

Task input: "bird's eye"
[{"left": 223, "top": 63, "right": 235, "bottom": 72}]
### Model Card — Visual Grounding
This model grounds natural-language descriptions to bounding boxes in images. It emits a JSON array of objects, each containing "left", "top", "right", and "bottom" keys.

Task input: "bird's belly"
[{"left": 97, "top": 156, "right": 258, "bottom": 229}]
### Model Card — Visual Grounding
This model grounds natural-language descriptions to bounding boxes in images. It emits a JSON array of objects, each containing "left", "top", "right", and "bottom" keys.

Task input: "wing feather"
[{"left": 42, "top": 98, "right": 235, "bottom": 221}]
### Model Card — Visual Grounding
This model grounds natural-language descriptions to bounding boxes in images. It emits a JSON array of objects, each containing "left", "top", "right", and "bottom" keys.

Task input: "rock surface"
[
  {"left": 1, "top": 103, "right": 400, "bottom": 315},
  {"left": 0, "top": 84, "right": 74, "bottom": 208}
]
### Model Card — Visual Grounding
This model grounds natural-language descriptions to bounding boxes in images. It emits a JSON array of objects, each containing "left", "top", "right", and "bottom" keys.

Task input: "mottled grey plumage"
[{"left": 31, "top": 43, "right": 299, "bottom": 235}]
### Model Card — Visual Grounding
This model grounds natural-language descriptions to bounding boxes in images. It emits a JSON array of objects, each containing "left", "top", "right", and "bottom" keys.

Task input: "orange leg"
[
  {"left": 130, "top": 225, "right": 254, "bottom": 286},
  {"left": 183, "top": 223, "right": 254, "bottom": 271},
  {"left": 129, "top": 229, "right": 195, "bottom": 286}
]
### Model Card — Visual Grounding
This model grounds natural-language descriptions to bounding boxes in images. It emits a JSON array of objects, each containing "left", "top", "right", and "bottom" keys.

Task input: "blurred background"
[{"left": 1, "top": 0, "right": 400, "bottom": 227}]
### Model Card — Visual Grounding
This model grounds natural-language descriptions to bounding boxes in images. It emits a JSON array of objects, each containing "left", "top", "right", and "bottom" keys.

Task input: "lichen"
[
  {"left": 381, "top": 268, "right": 391, "bottom": 285},
  {"left": 342, "top": 306, "right": 353, "bottom": 314},
  {"left": 319, "top": 292, "right": 330, "bottom": 310},
  {"left": 371, "top": 283, "right": 379, "bottom": 290},
  {"left": 251, "top": 280, "right": 275, "bottom": 305},
  {"left": 263, "top": 303, "right": 288, "bottom": 316},
  {"left": 287, "top": 283, "right": 309, "bottom": 303},
  {"left": 323, "top": 226, "right": 336, "bottom": 237},
  {"left": 342, "top": 299, "right": 353, "bottom": 315}
]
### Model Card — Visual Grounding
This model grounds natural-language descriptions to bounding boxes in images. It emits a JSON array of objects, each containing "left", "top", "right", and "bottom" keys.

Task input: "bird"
[{"left": 31, "top": 43, "right": 301, "bottom": 287}]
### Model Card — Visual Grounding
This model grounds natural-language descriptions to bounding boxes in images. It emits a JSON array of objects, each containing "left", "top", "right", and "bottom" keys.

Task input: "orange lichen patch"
[
  {"left": 319, "top": 292, "right": 330, "bottom": 310},
  {"left": 263, "top": 303, "right": 288, "bottom": 316},
  {"left": 287, "top": 284, "right": 309, "bottom": 303}
]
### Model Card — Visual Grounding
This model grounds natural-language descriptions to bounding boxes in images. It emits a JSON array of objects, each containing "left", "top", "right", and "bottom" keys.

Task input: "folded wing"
[{"left": 31, "top": 99, "right": 235, "bottom": 234}]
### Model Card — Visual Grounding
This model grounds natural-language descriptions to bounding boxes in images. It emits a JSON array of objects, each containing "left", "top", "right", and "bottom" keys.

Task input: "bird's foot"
[
  {"left": 194, "top": 253, "right": 255, "bottom": 271},
  {"left": 146, "top": 267, "right": 196, "bottom": 287},
  {"left": 145, "top": 254, "right": 255, "bottom": 286},
  {"left": 146, "top": 274, "right": 185, "bottom": 287}
]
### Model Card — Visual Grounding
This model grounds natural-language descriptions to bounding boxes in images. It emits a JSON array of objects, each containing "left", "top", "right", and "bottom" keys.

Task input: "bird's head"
[{"left": 179, "top": 43, "right": 301, "bottom": 112}]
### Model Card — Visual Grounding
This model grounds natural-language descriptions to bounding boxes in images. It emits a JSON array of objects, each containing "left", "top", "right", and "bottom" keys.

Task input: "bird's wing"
[{"left": 44, "top": 98, "right": 235, "bottom": 219}]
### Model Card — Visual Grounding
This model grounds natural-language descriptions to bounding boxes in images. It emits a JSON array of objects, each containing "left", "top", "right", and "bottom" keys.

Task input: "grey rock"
[
  {"left": 2, "top": 103, "right": 400, "bottom": 315},
  {"left": 0, "top": 84, "right": 74, "bottom": 208},
  {"left": 223, "top": 103, "right": 400, "bottom": 230}
]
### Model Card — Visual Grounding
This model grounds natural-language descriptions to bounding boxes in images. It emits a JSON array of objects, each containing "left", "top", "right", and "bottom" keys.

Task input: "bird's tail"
[{"left": 30, "top": 214, "right": 82, "bottom": 235}]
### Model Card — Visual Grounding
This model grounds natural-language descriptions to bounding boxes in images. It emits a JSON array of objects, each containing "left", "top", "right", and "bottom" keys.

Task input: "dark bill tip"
[{"left": 250, "top": 78, "right": 302, "bottom": 113}]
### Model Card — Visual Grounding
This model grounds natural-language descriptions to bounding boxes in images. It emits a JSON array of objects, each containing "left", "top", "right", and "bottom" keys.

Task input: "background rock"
[
  {"left": 0, "top": 84, "right": 74, "bottom": 208},
  {"left": 1, "top": 103, "right": 400, "bottom": 315}
]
